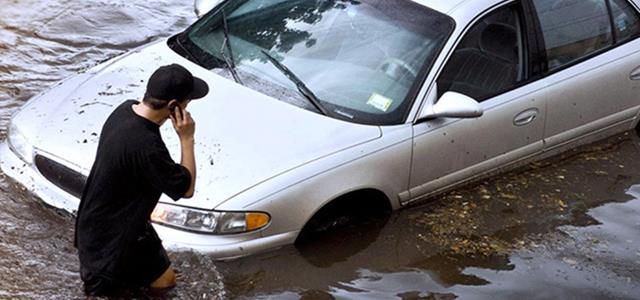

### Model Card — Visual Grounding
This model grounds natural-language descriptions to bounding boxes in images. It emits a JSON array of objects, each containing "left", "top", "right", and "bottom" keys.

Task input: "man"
[{"left": 74, "top": 64, "right": 209, "bottom": 296}]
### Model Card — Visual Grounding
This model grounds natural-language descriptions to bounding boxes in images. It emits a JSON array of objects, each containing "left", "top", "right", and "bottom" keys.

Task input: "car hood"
[{"left": 17, "top": 40, "right": 382, "bottom": 210}]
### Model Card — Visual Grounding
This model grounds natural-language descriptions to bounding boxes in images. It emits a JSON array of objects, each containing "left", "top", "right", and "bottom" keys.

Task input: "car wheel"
[{"left": 296, "top": 189, "right": 391, "bottom": 243}]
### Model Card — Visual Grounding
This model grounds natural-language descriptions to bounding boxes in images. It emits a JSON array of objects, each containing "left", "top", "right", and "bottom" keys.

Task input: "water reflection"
[
  {"left": 218, "top": 132, "right": 640, "bottom": 299},
  {"left": 296, "top": 214, "right": 390, "bottom": 268}
]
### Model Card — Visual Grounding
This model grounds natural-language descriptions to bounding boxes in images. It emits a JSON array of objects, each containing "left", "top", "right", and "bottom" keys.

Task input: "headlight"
[
  {"left": 7, "top": 122, "right": 34, "bottom": 164},
  {"left": 151, "top": 203, "right": 270, "bottom": 234}
]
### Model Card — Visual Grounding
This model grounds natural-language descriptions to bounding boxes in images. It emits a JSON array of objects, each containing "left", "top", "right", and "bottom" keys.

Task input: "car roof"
[{"left": 409, "top": 0, "right": 471, "bottom": 14}]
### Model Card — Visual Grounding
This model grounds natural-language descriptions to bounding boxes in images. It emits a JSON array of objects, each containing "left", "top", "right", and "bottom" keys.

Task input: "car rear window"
[
  {"left": 532, "top": 0, "right": 614, "bottom": 70},
  {"left": 609, "top": 0, "right": 640, "bottom": 43},
  {"left": 532, "top": 0, "right": 640, "bottom": 71}
]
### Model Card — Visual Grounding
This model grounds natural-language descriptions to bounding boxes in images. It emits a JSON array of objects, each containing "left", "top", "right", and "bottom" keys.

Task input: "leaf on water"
[{"left": 499, "top": 193, "right": 518, "bottom": 200}]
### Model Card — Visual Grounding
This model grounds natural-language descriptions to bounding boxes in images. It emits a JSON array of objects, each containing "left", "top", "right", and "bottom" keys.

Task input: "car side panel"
[
  {"left": 543, "top": 39, "right": 640, "bottom": 149},
  {"left": 216, "top": 125, "right": 414, "bottom": 236},
  {"left": 633, "top": 106, "right": 640, "bottom": 129},
  {"left": 408, "top": 82, "right": 547, "bottom": 203}
]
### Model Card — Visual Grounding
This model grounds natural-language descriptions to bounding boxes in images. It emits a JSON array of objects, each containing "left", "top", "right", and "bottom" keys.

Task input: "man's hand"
[{"left": 170, "top": 107, "right": 195, "bottom": 142}]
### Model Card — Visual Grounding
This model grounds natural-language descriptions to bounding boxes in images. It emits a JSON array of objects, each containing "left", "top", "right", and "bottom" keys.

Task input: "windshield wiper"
[
  {"left": 260, "top": 50, "right": 328, "bottom": 116},
  {"left": 220, "top": 10, "right": 243, "bottom": 84},
  {"left": 175, "top": 34, "right": 204, "bottom": 66}
]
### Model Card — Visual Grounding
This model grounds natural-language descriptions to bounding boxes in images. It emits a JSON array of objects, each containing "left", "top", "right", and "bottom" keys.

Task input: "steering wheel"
[{"left": 378, "top": 58, "right": 418, "bottom": 81}]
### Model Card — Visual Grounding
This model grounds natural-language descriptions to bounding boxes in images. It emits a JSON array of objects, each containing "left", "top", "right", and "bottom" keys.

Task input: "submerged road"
[{"left": 1, "top": 1, "right": 639, "bottom": 299}]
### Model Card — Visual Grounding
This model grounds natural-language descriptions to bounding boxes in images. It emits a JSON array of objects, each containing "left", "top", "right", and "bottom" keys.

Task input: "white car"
[{"left": 3, "top": 0, "right": 640, "bottom": 259}]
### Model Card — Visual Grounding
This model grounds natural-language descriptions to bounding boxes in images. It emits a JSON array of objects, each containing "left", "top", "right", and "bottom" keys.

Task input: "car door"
[
  {"left": 531, "top": 0, "right": 640, "bottom": 148},
  {"left": 407, "top": 1, "right": 548, "bottom": 203}
]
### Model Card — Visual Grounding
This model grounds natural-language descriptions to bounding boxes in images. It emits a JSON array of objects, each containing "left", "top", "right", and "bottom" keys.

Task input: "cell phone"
[{"left": 169, "top": 104, "right": 182, "bottom": 119}]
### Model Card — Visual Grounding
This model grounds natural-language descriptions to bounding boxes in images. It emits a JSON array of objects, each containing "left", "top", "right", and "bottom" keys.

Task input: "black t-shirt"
[{"left": 74, "top": 99, "right": 191, "bottom": 282}]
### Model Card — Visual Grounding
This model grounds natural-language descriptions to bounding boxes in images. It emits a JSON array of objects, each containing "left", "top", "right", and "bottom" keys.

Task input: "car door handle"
[
  {"left": 513, "top": 108, "right": 539, "bottom": 126},
  {"left": 630, "top": 66, "right": 640, "bottom": 80}
]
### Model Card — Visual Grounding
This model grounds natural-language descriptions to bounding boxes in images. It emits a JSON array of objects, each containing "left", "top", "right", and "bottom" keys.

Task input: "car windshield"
[{"left": 176, "top": 0, "right": 454, "bottom": 125}]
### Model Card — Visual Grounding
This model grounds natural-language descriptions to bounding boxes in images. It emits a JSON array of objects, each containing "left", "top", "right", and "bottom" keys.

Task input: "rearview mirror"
[
  {"left": 419, "top": 91, "right": 483, "bottom": 120},
  {"left": 194, "top": 0, "right": 224, "bottom": 18}
]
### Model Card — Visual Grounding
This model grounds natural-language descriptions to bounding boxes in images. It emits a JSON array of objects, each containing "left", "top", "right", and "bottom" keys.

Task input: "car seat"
[{"left": 440, "top": 22, "right": 519, "bottom": 100}]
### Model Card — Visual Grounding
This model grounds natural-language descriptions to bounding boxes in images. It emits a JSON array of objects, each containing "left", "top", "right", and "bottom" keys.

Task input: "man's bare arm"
[
  {"left": 171, "top": 107, "right": 196, "bottom": 198},
  {"left": 180, "top": 137, "right": 196, "bottom": 198}
]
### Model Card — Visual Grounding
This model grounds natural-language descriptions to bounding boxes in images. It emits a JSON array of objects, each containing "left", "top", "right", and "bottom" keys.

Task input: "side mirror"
[
  {"left": 419, "top": 91, "right": 483, "bottom": 120},
  {"left": 194, "top": 0, "right": 224, "bottom": 18}
]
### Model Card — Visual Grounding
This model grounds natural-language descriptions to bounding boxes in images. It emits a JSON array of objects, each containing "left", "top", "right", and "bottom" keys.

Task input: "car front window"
[
  {"left": 177, "top": 0, "right": 454, "bottom": 125},
  {"left": 437, "top": 3, "right": 526, "bottom": 101}
]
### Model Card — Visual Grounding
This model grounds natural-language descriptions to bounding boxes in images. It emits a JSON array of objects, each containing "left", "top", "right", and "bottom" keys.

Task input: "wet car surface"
[{"left": 1, "top": 0, "right": 639, "bottom": 299}]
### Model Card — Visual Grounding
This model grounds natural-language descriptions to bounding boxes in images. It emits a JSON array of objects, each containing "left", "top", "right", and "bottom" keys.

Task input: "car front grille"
[{"left": 34, "top": 154, "right": 87, "bottom": 199}]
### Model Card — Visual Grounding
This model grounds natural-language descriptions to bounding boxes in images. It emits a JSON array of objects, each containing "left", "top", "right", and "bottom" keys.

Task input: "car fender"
[{"left": 216, "top": 125, "right": 414, "bottom": 238}]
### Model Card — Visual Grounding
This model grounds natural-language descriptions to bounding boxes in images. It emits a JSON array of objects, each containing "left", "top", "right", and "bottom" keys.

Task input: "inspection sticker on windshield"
[{"left": 367, "top": 93, "right": 393, "bottom": 112}]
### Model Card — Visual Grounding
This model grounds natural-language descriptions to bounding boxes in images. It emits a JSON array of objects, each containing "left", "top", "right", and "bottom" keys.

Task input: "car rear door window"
[
  {"left": 609, "top": 0, "right": 640, "bottom": 43},
  {"left": 437, "top": 3, "right": 527, "bottom": 101},
  {"left": 532, "top": 0, "right": 613, "bottom": 70}
]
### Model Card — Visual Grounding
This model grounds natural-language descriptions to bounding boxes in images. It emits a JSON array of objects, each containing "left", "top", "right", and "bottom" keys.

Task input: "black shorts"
[{"left": 83, "top": 223, "right": 171, "bottom": 297}]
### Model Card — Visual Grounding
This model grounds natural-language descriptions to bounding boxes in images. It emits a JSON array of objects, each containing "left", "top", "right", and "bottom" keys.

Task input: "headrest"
[
  {"left": 479, "top": 23, "right": 518, "bottom": 63},
  {"left": 551, "top": 0, "right": 580, "bottom": 10}
]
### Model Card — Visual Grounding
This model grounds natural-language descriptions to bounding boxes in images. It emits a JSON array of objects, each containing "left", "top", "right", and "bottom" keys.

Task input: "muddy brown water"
[{"left": 1, "top": 1, "right": 640, "bottom": 299}]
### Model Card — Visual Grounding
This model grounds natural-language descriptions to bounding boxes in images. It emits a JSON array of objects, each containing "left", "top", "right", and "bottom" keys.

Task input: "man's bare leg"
[{"left": 150, "top": 267, "right": 176, "bottom": 289}]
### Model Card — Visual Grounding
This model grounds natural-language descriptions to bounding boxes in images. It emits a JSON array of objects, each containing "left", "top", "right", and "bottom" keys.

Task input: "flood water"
[{"left": 1, "top": 1, "right": 639, "bottom": 299}]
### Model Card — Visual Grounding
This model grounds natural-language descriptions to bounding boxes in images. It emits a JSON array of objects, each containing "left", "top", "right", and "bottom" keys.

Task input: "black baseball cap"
[{"left": 146, "top": 64, "right": 209, "bottom": 101}]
